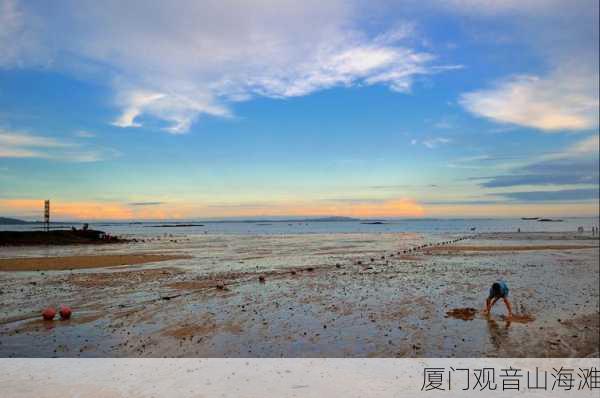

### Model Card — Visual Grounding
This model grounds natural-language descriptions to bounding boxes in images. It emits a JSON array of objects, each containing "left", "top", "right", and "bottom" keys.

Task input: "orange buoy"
[
  {"left": 42, "top": 307, "right": 56, "bottom": 321},
  {"left": 59, "top": 305, "right": 72, "bottom": 320}
]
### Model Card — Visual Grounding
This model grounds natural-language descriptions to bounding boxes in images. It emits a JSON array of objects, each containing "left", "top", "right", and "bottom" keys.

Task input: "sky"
[{"left": 0, "top": 0, "right": 598, "bottom": 221}]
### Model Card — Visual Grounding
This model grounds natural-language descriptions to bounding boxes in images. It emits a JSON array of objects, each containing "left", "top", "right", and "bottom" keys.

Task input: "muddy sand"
[
  {"left": 0, "top": 231, "right": 597, "bottom": 357},
  {"left": 0, "top": 254, "right": 191, "bottom": 271},
  {"left": 427, "top": 244, "right": 597, "bottom": 252}
]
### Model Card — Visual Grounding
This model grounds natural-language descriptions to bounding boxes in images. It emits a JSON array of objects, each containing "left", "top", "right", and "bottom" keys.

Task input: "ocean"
[{"left": 2, "top": 217, "right": 598, "bottom": 237}]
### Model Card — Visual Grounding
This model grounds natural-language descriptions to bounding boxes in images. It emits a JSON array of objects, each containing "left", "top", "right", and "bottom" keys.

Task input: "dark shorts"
[{"left": 489, "top": 282, "right": 509, "bottom": 299}]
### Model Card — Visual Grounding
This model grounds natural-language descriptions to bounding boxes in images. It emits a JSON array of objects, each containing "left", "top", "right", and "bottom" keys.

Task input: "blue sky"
[{"left": 0, "top": 0, "right": 598, "bottom": 220}]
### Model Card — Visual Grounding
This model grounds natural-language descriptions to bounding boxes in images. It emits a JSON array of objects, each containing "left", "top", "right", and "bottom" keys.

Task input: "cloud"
[
  {"left": 449, "top": 0, "right": 599, "bottom": 132},
  {"left": 476, "top": 135, "right": 599, "bottom": 188},
  {"left": 460, "top": 72, "right": 599, "bottom": 131},
  {"left": 446, "top": 154, "right": 522, "bottom": 170},
  {"left": 498, "top": 188, "right": 599, "bottom": 202},
  {"left": 0, "top": 131, "right": 72, "bottom": 148},
  {"left": 422, "top": 199, "right": 500, "bottom": 205},
  {"left": 129, "top": 202, "right": 165, "bottom": 206},
  {"left": 560, "top": 134, "right": 599, "bottom": 157},
  {"left": 422, "top": 137, "right": 451, "bottom": 149},
  {"left": 2, "top": 1, "right": 459, "bottom": 134},
  {"left": 480, "top": 167, "right": 598, "bottom": 188},
  {"left": 0, "top": 148, "right": 43, "bottom": 158},
  {"left": 433, "top": 120, "right": 453, "bottom": 129},
  {"left": 0, "top": 129, "right": 117, "bottom": 162}
]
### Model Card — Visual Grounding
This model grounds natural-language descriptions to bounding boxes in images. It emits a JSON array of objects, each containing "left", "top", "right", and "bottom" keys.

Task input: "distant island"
[
  {"left": 0, "top": 216, "right": 361, "bottom": 226},
  {"left": 0, "top": 217, "right": 30, "bottom": 225},
  {"left": 304, "top": 216, "right": 358, "bottom": 222},
  {"left": 147, "top": 224, "right": 205, "bottom": 228},
  {"left": 203, "top": 216, "right": 360, "bottom": 223}
]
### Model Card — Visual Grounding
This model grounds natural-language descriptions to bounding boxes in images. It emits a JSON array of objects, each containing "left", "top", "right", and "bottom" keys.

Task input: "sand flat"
[
  {"left": 427, "top": 244, "right": 598, "bottom": 252},
  {"left": 0, "top": 253, "right": 191, "bottom": 271},
  {"left": 0, "top": 231, "right": 597, "bottom": 357}
]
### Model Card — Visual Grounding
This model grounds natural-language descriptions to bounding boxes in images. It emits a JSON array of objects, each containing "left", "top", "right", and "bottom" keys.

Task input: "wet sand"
[
  {"left": 0, "top": 254, "right": 191, "bottom": 271},
  {"left": 0, "top": 231, "right": 597, "bottom": 357},
  {"left": 426, "top": 244, "right": 598, "bottom": 252}
]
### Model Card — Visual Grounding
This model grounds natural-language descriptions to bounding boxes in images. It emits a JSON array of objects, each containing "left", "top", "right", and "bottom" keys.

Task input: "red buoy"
[
  {"left": 59, "top": 305, "right": 72, "bottom": 320},
  {"left": 42, "top": 307, "right": 56, "bottom": 321}
]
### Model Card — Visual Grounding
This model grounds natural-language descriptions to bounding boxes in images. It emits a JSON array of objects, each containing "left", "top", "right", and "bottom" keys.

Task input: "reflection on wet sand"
[{"left": 486, "top": 317, "right": 511, "bottom": 351}]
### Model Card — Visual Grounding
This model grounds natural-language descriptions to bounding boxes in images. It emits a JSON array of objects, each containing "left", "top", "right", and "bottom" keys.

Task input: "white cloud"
[
  {"left": 460, "top": 71, "right": 599, "bottom": 131},
  {"left": 422, "top": 137, "right": 451, "bottom": 149},
  {"left": 112, "top": 90, "right": 231, "bottom": 134},
  {"left": 112, "top": 91, "right": 166, "bottom": 129},
  {"left": 0, "top": 130, "right": 116, "bottom": 162},
  {"left": 1, "top": 0, "right": 458, "bottom": 134},
  {"left": 450, "top": 0, "right": 599, "bottom": 132},
  {"left": 541, "top": 134, "right": 600, "bottom": 161},
  {"left": 0, "top": 148, "right": 42, "bottom": 158},
  {"left": 567, "top": 134, "right": 599, "bottom": 156},
  {"left": 0, "top": 131, "right": 72, "bottom": 148}
]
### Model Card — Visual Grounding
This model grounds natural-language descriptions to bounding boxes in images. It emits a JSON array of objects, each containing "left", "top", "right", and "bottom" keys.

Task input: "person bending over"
[{"left": 484, "top": 281, "right": 513, "bottom": 318}]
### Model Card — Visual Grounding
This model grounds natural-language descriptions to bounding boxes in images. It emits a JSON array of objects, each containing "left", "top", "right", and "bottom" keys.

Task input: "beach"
[{"left": 0, "top": 230, "right": 598, "bottom": 358}]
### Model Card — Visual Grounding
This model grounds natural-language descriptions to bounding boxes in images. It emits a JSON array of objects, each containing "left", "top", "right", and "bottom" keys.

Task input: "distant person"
[{"left": 483, "top": 281, "right": 513, "bottom": 318}]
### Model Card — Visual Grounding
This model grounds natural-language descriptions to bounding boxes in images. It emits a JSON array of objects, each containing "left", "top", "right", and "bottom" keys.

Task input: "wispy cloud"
[
  {"left": 422, "top": 199, "right": 500, "bottom": 205},
  {"left": 498, "top": 188, "right": 599, "bottom": 202},
  {"left": 475, "top": 135, "right": 599, "bottom": 188},
  {"left": 129, "top": 201, "right": 165, "bottom": 206},
  {"left": 557, "top": 134, "right": 600, "bottom": 158},
  {"left": 422, "top": 137, "right": 451, "bottom": 149},
  {"left": 1, "top": 1, "right": 459, "bottom": 134},
  {"left": 432, "top": 119, "right": 453, "bottom": 129},
  {"left": 0, "top": 131, "right": 72, "bottom": 148},
  {"left": 479, "top": 165, "right": 598, "bottom": 188},
  {"left": 0, "top": 129, "right": 117, "bottom": 162}
]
